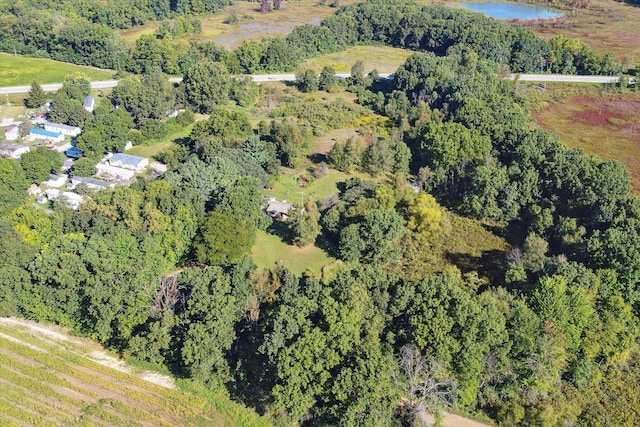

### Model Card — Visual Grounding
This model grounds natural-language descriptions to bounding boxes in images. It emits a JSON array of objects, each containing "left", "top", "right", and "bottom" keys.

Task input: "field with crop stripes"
[{"left": 0, "top": 318, "right": 269, "bottom": 427}]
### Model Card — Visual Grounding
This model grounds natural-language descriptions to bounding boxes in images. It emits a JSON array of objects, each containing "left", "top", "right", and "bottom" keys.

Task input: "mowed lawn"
[
  {"left": 0, "top": 53, "right": 114, "bottom": 86},
  {"left": 252, "top": 229, "right": 336, "bottom": 275},
  {"left": 532, "top": 91, "right": 640, "bottom": 193}
]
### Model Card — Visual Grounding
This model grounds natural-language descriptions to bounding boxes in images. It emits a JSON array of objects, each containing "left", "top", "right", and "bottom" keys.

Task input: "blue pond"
[{"left": 457, "top": 2, "right": 563, "bottom": 20}]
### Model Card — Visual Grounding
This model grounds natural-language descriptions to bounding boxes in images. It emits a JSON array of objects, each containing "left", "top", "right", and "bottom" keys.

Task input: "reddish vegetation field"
[
  {"left": 533, "top": 93, "right": 640, "bottom": 193},
  {"left": 526, "top": 0, "right": 640, "bottom": 67}
]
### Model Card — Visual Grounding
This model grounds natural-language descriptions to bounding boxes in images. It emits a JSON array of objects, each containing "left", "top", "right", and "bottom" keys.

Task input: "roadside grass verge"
[{"left": 0, "top": 53, "right": 114, "bottom": 86}]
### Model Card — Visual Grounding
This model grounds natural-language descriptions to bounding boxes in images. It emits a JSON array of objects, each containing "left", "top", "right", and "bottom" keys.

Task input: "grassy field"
[
  {"left": 252, "top": 229, "right": 337, "bottom": 275},
  {"left": 0, "top": 317, "right": 269, "bottom": 427},
  {"left": 530, "top": 84, "right": 640, "bottom": 193},
  {"left": 0, "top": 53, "right": 114, "bottom": 86},
  {"left": 121, "top": 0, "right": 359, "bottom": 49},
  {"left": 301, "top": 45, "right": 414, "bottom": 74},
  {"left": 521, "top": 0, "right": 640, "bottom": 68}
]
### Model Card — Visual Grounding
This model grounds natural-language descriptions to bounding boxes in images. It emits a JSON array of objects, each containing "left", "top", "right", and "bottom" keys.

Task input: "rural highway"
[{"left": 0, "top": 74, "right": 629, "bottom": 94}]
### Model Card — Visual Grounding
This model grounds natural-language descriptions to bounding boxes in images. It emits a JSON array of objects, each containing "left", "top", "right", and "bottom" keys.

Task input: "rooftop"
[
  {"left": 45, "top": 122, "right": 80, "bottom": 132},
  {"left": 30, "top": 128, "right": 61, "bottom": 138},
  {"left": 109, "top": 153, "right": 147, "bottom": 166}
]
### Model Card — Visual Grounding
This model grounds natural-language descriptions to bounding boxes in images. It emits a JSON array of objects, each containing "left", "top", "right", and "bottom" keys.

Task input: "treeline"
[{"left": 0, "top": 0, "right": 622, "bottom": 74}]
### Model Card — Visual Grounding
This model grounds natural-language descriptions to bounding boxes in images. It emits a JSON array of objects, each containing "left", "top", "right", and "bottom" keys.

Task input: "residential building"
[
  {"left": 28, "top": 128, "right": 64, "bottom": 143},
  {"left": 4, "top": 124, "right": 19, "bottom": 140},
  {"left": 108, "top": 153, "right": 149, "bottom": 171},
  {"left": 65, "top": 147, "right": 83, "bottom": 159},
  {"left": 0, "top": 143, "right": 30, "bottom": 159},
  {"left": 265, "top": 198, "right": 293, "bottom": 220},
  {"left": 42, "top": 174, "right": 68, "bottom": 188},
  {"left": 70, "top": 176, "right": 113, "bottom": 191},
  {"left": 44, "top": 122, "right": 81, "bottom": 137}
]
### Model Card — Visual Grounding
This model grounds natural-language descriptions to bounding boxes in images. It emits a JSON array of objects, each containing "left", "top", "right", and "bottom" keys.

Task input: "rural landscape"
[{"left": 1, "top": 0, "right": 640, "bottom": 425}]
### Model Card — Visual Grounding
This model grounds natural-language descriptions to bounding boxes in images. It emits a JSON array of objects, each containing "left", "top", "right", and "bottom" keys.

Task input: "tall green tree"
[{"left": 25, "top": 81, "right": 46, "bottom": 108}]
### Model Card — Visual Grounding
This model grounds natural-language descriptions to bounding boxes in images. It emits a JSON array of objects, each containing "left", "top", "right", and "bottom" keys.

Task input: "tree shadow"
[
  {"left": 307, "top": 152, "right": 327, "bottom": 164},
  {"left": 266, "top": 220, "right": 293, "bottom": 244},
  {"left": 444, "top": 249, "right": 508, "bottom": 285}
]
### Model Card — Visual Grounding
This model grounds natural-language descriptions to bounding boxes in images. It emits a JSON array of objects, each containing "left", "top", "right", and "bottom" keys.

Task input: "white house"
[
  {"left": 4, "top": 124, "right": 19, "bottom": 141},
  {"left": 0, "top": 143, "right": 30, "bottom": 159},
  {"left": 108, "top": 153, "right": 149, "bottom": 171},
  {"left": 42, "top": 174, "right": 68, "bottom": 188},
  {"left": 44, "top": 122, "right": 81, "bottom": 137},
  {"left": 45, "top": 188, "right": 84, "bottom": 210},
  {"left": 70, "top": 176, "right": 113, "bottom": 191},
  {"left": 28, "top": 128, "right": 64, "bottom": 143},
  {"left": 96, "top": 162, "right": 135, "bottom": 180},
  {"left": 83, "top": 96, "right": 95, "bottom": 112}
]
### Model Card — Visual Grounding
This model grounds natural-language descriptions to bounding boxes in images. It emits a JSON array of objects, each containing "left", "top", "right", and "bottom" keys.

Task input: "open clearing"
[
  {"left": 0, "top": 53, "right": 114, "bottom": 87},
  {"left": 121, "top": 0, "right": 359, "bottom": 49},
  {"left": 301, "top": 45, "right": 413, "bottom": 73},
  {"left": 0, "top": 317, "right": 269, "bottom": 426},
  {"left": 532, "top": 89, "right": 640, "bottom": 193}
]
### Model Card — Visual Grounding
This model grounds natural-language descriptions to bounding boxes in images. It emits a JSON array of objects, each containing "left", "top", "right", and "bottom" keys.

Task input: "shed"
[
  {"left": 4, "top": 124, "right": 19, "bottom": 141},
  {"left": 65, "top": 147, "right": 84, "bottom": 159},
  {"left": 83, "top": 96, "right": 95, "bottom": 112}
]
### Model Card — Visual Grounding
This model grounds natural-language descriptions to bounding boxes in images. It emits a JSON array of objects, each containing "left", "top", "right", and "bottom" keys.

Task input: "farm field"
[
  {"left": 0, "top": 317, "right": 269, "bottom": 426},
  {"left": 531, "top": 88, "right": 640, "bottom": 193},
  {"left": 0, "top": 53, "right": 114, "bottom": 87}
]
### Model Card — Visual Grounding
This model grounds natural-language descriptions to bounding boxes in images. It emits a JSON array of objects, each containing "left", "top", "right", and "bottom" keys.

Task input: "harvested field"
[{"left": 0, "top": 317, "right": 269, "bottom": 427}]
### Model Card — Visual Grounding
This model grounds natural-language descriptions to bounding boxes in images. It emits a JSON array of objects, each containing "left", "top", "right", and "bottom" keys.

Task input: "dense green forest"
[
  {"left": 2, "top": 0, "right": 640, "bottom": 426},
  {"left": 0, "top": 0, "right": 622, "bottom": 75}
]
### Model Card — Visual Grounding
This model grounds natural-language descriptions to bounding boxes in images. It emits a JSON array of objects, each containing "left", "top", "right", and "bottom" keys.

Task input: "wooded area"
[{"left": 1, "top": 0, "right": 640, "bottom": 426}]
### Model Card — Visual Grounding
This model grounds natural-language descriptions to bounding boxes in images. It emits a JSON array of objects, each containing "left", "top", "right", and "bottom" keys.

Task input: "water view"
[{"left": 457, "top": 2, "right": 563, "bottom": 20}]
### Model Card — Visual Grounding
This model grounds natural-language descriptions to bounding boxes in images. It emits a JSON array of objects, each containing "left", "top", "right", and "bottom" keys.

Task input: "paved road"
[{"left": 0, "top": 73, "right": 628, "bottom": 94}]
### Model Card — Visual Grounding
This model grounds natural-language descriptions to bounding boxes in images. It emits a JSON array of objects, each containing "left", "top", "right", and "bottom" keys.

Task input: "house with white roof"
[
  {"left": 4, "top": 124, "right": 19, "bottom": 141},
  {"left": 45, "top": 188, "right": 84, "bottom": 210},
  {"left": 0, "top": 143, "right": 30, "bottom": 159},
  {"left": 42, "top": 174, "right": 68, "bottom": 188},
  {"left": 44, "top": 122, "right": 81, "bottom": 137},
  {"left": 108, "top": 153, "right": 149, "bottom": 171},
  {"left": 83, "top": 96, "right": 95, "bottom": 112},
  {"left": 70, "top": 176, "right": 113, "bottom": 191}
]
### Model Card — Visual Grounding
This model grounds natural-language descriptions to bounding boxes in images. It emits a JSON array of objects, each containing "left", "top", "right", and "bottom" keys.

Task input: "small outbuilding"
[
  {"left": 65, "top": 147, "right": 84, "bottom": 159},
  {"left": 4, "top": 124, "right": 19, "bottom": 141},
  {"left": 83, "top": 96, "right": 95, "bottom": 112}
]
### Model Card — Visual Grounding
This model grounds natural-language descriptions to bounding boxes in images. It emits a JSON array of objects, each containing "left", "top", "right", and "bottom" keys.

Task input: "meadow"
[
  {"left": 301, "top": 45, "right": 413, "bottom": 74},
  {"left": 0, "top": 53, "right": 114, "bottom": 86},
  {"left": 530, "top": 84, "right": 640, "bottom": 193}
]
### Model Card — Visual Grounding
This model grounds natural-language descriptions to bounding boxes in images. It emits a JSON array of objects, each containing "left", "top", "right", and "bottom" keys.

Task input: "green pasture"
[{"left": 0, "top": 53, "right": 114, "bottom": 86}]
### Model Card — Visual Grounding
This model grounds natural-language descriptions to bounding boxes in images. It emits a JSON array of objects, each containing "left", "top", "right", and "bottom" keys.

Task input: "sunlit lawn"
[
  {"left": 251, "top": 228, "right": 336, "bottom": 275},
  {"left": 0, "top": 53, "right": 114, "bottom": 86}
]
